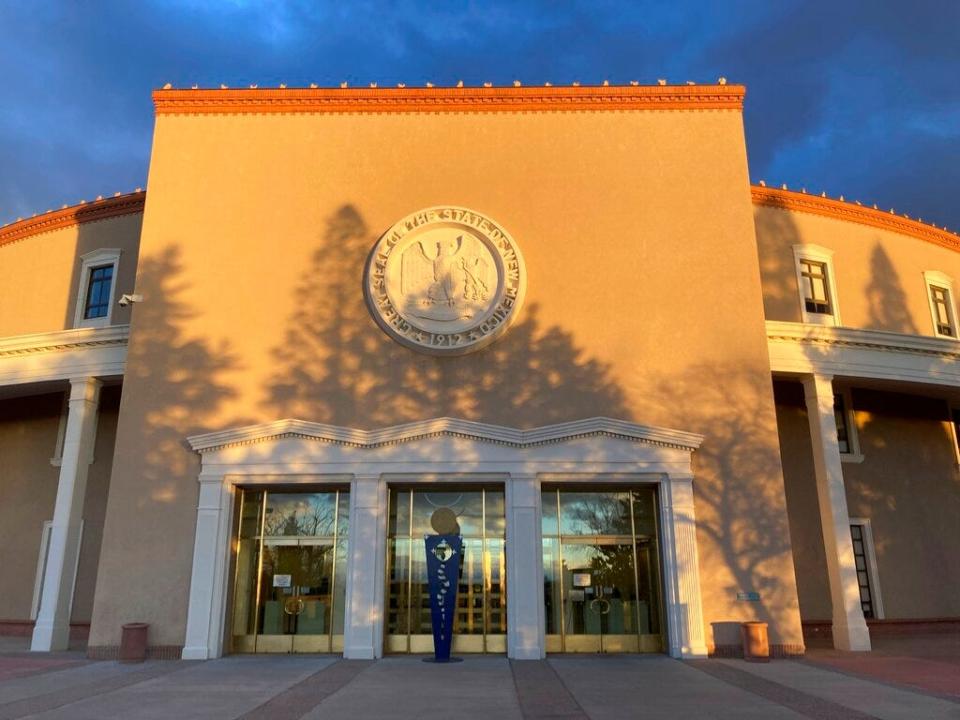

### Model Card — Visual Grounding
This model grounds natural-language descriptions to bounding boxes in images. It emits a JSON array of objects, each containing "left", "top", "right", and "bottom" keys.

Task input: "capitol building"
[{"left": 1, "top": 82, "right": 957, "bottom": 661}]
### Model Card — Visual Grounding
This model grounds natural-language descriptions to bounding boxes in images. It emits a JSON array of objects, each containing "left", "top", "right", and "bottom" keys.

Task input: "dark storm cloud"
[{"left": 1, "top": 0, "right": 958, "bottom": 228}]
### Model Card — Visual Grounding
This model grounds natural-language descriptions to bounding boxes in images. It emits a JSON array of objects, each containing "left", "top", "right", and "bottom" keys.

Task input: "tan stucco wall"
[
  {"left": 775, "top": 380, "right": 960, "bottom": 620},
  {"left": 0, "top": 214, "right": 142, "bottom": 337},
  {"left": 756, "top": 205, "right": 960, "bottom": 335},
  {"left": 0, "top": 393, "right": 61, "bottom": 620},
  {"left": 90, "top": 109, "right": 803, "bottom": 651},
  {"left": 0, "top": 387, "right": 119, "bottom": 623}
]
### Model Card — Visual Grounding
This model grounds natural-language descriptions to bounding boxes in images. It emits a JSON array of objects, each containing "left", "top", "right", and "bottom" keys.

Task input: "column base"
[
  {"left": 181, "top": 645, "right": 214, "bottom": 660},
  {"left": 832, "top": 622, "right": 871, "bottom": 651},
  {"left": 30, "top": 620, "right": 70, "bottom": 652},
  {"left": 508, "top": 647, "right": 546, "bottom": 660},
  {"left": 343, "top": 645, "right": 376, "bottom": 660},
  {"left": 671, "top": 644, "right": 709, "bottom": 659}
]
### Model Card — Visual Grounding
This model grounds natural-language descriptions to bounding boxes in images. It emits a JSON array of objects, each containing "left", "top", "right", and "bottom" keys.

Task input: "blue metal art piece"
[{"left": 424, "top": 533, "right": 462, "bottom": 662}]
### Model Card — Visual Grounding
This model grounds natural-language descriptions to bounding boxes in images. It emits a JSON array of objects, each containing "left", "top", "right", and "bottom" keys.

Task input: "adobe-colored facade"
[{"left": 0, "top": 84, "right": 957, "bottom": 661}]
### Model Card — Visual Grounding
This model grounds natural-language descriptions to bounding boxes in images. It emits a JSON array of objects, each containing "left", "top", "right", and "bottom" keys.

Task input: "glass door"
[
  {"left": 231, "top": 489, "right": 348, "bottom": 653},
  {"left": 543, "top": 487, "right": 664, "bottom": 653},
  {"left": 386, "top": 487, "right": 506, "bottom": 653}
]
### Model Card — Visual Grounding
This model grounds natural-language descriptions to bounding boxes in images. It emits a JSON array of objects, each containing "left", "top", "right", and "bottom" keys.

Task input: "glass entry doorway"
[
  {"left": 386, "top": 487, "right": 506, "bottom": 653},
  {"left": 231, "top": 489, "right": 348, "bottom": 653},
  {"left": 543, "top": 487, "right": 664, "bottom": 653}
]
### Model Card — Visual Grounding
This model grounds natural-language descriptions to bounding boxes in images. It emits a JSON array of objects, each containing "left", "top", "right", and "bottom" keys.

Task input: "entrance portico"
[{"left": 182, "top": 417, "right": 707, "bottom": 660}]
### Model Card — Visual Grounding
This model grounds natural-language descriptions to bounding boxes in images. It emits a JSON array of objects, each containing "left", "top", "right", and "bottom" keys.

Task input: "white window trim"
[
  {"left": 836, "top": 386, "right": 864, "bottom": 463},
  {"left": 849, "top": 517, "right": 884, "bottom": 620},
  {"left": 923, "top": 270, "right": 958, "bottom": 341},
  {"left": 793, "top": 244, "right": 841, "bottom": 326},
  {"left": 31, "top": 520, "right": 83, "bottom": 621},
  {"left": 73, "top": 248, "right": 122, "bottom": 329}
]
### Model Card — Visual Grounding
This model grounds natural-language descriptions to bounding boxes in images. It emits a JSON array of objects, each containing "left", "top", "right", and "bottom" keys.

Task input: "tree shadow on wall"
[
  {"left": 865, "top": 244, "right": 918, "bottom": 334},
  {"left": 263, "top": 205, "right": 630, "bottom": 427},
  {"left": 120, "top": 245, "right": 241, "bottom": 503},
  {"left": 643, "top": 363, "right": 801, "bottom": 649},
  {"left": 93, "top": 244, "right": 243, "bottom": 644}
]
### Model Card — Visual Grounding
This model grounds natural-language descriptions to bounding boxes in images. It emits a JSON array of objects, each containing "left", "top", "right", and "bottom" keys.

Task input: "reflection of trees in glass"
[
  {"left": 263, "top": 495, "right": 338, "bottom": 537},
  {"left": 561, "top": 493, "right": 631, "bottom": 536},
  {"left": 588, "top": 546, "right": 635, "bottom": 600}
]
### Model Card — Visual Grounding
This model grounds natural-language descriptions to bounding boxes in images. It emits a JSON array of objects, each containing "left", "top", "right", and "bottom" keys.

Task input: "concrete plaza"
[{"left": 0, "top": 637, "right": 957, "bottom": 720}]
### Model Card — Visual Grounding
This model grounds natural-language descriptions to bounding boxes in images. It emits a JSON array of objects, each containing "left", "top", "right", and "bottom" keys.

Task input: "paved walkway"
[{"left": 0, "top": 647, "right": 957, "bottom": 719}]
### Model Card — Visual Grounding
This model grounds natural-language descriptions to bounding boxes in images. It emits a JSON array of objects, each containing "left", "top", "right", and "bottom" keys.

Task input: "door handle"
[
  {"left": 283, "top": 597, "right": 305, "bottom": 615},
  {"left": 590, "top": 598, "right": 611, "bottom": 615}
]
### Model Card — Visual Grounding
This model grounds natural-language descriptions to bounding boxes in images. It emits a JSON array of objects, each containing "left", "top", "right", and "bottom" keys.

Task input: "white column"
[
  {"left": 506, "top": 473, "right": 545, "bottom": 659},
  {"left": 182, "top": 472, "right": 233, "bottom": 659},
  {"left": 343, "top": 474, "right": 386, "bottom": 659},
  {"left": 660, "top": 474, "right": 708, "bottom": 658},
  {"left": 32, "top": 377, "right": 101, "bottom": 652},
  {"left": 802, "top": 374, "right": 871, "bottom": 651}
]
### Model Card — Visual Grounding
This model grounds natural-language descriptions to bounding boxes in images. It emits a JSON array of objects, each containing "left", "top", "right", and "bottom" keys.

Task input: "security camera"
[{"left": 118, "top": 294, "right": 143, "bottom": 306}]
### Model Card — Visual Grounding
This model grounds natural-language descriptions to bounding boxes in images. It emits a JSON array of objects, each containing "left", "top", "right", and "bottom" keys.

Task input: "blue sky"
[{"left": 2, "top": 0, "right": 958, "bottom": 229}]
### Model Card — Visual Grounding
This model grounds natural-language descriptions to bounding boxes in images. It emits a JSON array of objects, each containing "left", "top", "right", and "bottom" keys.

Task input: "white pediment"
[
  {"left": 188, "top": 416, "right": 703, "bottom": 453},
  {"left": 187, "top": 417, "right": 703, "bottom": 478}
]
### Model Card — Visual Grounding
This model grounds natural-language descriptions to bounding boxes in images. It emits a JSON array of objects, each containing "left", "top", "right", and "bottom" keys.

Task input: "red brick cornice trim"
[
  {"left": 153, "top": 84, "right": 745, "bottom": 115},
  {"left": 752, "top": 185, "right": 960, "bottom": 253},
  {"left": 0, "top": 192, "right": 145, "bottom": 248}
]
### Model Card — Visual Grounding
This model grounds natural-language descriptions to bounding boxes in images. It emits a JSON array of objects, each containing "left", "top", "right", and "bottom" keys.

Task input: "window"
[
  {"left": 73, "top": 248, "right": 121, "bottom": 328},
  {"left": 834, "top": 388, "right": 863, "bottom": 462},
  {"left": 84, "top": 265, "right": 114, "bottom": 319},
  {"left": 800, "top": 259, "right": 831, "bottom": 315},
  {"left": 923, "top": 272, "right": 957, "bottom": 339},
  {"left": 793, "top": 244, "right": 840, "bottom": 325},
  {"left": 848, "top": 519, "right": 883, "bottom": 619},
  {"left": 834, "top": 393, "right": 851, "bottom": 453}
]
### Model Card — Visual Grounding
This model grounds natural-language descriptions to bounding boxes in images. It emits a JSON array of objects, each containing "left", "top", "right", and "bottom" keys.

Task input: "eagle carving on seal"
[{"left": 400, "top": 235, "right": 494, "bottom": 322}]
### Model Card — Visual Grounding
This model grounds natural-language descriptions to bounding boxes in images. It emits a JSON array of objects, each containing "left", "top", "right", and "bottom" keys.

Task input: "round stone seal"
[{"left": 363, "top": 206, "right": 526, "bottom": 355}]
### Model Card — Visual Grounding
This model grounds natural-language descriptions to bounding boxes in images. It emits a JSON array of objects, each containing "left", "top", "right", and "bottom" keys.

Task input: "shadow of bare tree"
[{"left": 644, "top": 365, "right": 803, "bottom": 651}]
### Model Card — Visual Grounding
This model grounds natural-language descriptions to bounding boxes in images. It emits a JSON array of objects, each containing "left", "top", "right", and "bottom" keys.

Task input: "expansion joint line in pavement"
[
  {"left": 510, "top": 659, "right": 591, "bottom": 720},
  {"left": 236, "top": 659, "right": 373, "bottom": 720},
  {"left": 0, "top": 661, "right": 189, "bottom": 720},
  {"left": 686, "top": 660, "right": 881, "bottom": 720}
]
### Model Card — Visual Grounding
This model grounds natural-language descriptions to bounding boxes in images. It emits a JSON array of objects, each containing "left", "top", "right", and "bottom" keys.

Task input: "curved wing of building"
[{"left": 1, "top": 83, "right": 956, "bottom": 661}]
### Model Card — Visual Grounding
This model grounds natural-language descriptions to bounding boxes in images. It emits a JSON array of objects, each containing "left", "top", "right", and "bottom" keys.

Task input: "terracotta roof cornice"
[
  {"left": 152, "top": 83, "right": 745, "bottom": 115},
  {"left": 0, "top": 192, "right": 145, "bottom": 249},
  {"left": 751, "top": 185, "right": 960, "bottom": 253}
]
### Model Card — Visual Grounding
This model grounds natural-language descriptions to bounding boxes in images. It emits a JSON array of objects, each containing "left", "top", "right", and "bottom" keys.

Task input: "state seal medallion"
[{"left": 364, "top": 207, "right": 526, "bottom": 355}]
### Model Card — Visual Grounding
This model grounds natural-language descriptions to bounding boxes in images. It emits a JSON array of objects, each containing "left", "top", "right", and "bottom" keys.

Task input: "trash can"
[
  {"left": 119, "top": 623, "right": 148, "bottom": 663},
  {"left": 740, "top": 621, "right": 769, "bottom": 662}
]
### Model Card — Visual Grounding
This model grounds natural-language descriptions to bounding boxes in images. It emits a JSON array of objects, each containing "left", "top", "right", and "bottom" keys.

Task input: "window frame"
[
  {"left": 793, "top": 244, "right": 841, "bottom": 326},
  {"left": 923, "top": 271, "right": 958, "bottom": 340},
  {"left": 848, "top": 518, "right": 884, "bottom": 620},
  {"left": 73, "top": 248, "right": 122, "bottom": 329}
]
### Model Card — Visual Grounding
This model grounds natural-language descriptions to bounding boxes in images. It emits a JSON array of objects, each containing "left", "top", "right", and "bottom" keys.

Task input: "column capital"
[
  {"left": 801, "top": 373, "right": 835, "bottom": 396},
  {"left": 67, "top": 376, "right": 102, "bottom": 402}
]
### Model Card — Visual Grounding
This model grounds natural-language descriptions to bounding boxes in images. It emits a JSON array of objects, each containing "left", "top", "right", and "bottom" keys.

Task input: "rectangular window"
[
  {"left": 930, "top": 285, "right": 954, "bottom": 337},
  {"left": 800, "top": 259, "right": 832, "bottom": 314},
  {"left": 850, "top": 524, "right": 875, "bottom": 619},
  {"left": 83, "top": 264, "right": 114, "bottom": 319},
  {"left": 834, "top": 393, "right": 851, "bottom": 454}
]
